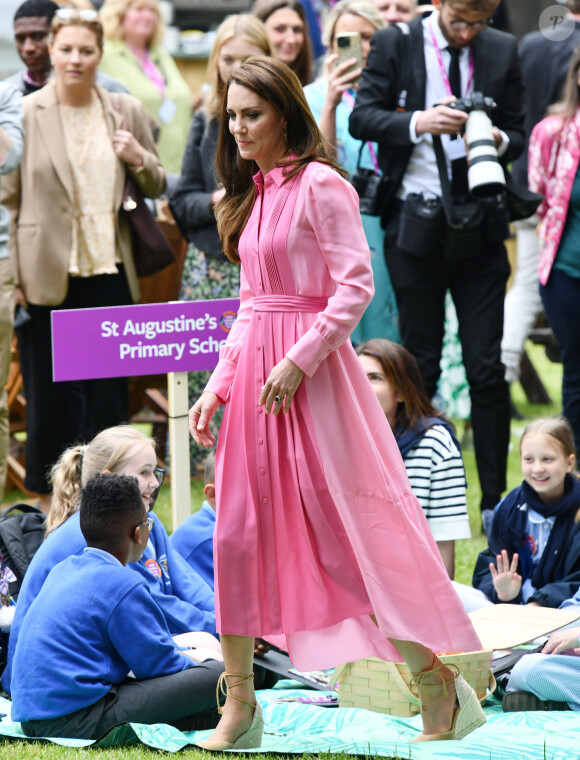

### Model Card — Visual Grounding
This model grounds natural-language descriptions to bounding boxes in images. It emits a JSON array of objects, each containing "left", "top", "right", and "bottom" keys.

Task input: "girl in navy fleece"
[{"left": 472, "top": 418, "right": 580, "bottom": 608}]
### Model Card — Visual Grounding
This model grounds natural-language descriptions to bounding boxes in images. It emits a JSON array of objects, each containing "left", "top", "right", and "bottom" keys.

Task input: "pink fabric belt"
[{"left": 253, "top": 295, "right": 328, "bottom": 313}]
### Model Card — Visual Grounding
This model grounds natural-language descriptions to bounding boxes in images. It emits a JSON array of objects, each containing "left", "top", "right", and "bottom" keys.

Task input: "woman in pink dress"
[{"left": 190, "top": 56, "right": 485, "bottom": 750}]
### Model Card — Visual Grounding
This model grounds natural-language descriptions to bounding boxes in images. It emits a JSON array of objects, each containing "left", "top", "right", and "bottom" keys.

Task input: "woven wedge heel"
[
  {"left": 412, "top": 674, "right": 487, "bottom": 742},
  {"left": 409, "top": 657, "right": 486, "bottom": 743},
  {"left": 195, "top": 672, "right": 264, "bottom": 751}
]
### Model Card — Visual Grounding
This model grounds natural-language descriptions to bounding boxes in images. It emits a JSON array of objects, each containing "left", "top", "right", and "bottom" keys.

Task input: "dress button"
[
  {"left": 257, "top": 314, "right": 261, "bottom": 320},
  {"left": 257, "top": 377, "right": 262, "bottom": 383},
  {"left": 260, "top": 468, "right": 266, "bottom": 475},
  {"left": 257, "top": 407, "right": 262, "bottom": 413},
  {"left": 262, "top": 497, "right": 269, "bottom": 504},
  {"left": 257, "top": 280, "right": 262, "bottom": 287},
  {"left": 256, "top": 346, "right": 261, "bottom": 351}
]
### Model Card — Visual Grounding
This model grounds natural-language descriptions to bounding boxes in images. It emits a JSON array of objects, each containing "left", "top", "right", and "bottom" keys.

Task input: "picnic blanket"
[{"left": 1, "top": 686, "right": 579, "bottom": 757}]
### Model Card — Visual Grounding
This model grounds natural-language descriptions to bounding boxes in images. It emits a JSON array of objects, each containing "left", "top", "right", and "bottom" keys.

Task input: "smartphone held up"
[{"left": 335, "top": 31, "right": 363, "bottom": 85}]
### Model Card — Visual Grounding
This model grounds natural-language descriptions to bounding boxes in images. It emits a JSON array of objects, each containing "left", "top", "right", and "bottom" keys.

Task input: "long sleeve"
[
  {"left": 528, "top": 122, "right": 550, "bottom": 221},
  {"left": 128, "top": 559, "right": 217, "bottom": 635},
  {"left": 489, "top": 35, "right": 525, "bottom": 165},
  {"left": 170, "top": 505, "right": 216, "bottom": 591},
  {"left": 286, "top": 167, "right": 374, "bottom": 377},
  {"left": 131, "top": 519, "right": 217, "bottom": 635},
  {"left": 560, "top": 586, "right": 580, "bottom": 609},
  {"left": 0, "top": 83, "right": 23, "bottom": 265},
  {"left": 108, "top": 583, "right": 193, "bottom": 679},
  {"left": 121, "top": 93, "right": 166, "bottom": 199},
  {"left": 165, "top": 547, "right": 215, "bottom": 614},
  {"left": 403, "top": 426, "right": 470, "bottom": 540},
  {"left": 0, "top": 83, "right": 23, "bottom": 175},
  {"left": 349, "top": 26, "right": 415, "bottom": 148},
  {"left": 171, "top": 110, "right": 217, "bottom": 232},
  {"left": 529, "top": 527, "right": 580, "bottom": 608},
  {"left": 204, "top": 263, "right": 252, "bottom": 401}
]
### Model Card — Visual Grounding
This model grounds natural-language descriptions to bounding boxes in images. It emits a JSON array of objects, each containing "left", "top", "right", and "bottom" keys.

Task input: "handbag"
[
  {"left": 351, "top": 142, "right": 390, "bottom": 217},
  {"left": 113, "top": 94, "right": 175, "bottom": 278},
  {"left": 121, "top": 173, "right": 175, "bottom": 277}
]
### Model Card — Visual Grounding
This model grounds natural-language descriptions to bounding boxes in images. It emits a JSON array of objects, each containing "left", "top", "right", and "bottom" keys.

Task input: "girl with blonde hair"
[
  {"left": 473, "top": 417, "right": 580, "bottom": 607},
  {"left": 47, "top": 425, "right": 154, "bottom": 535}
]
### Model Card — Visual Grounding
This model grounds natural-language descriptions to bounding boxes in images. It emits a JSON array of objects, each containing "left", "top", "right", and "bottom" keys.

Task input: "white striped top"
[{"left": 403, "top": 425, "right": 472, "bottom": 541}]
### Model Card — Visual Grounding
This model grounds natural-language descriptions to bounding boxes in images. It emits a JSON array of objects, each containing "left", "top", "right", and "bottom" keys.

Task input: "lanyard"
[
  {"left": 428, "top": 16, "right": 474, "bottom": 99},
  {"left": 343, "top": 90, "right": 380, "bottom": 174},
  {"left": 128, "top": 43, "right": 166, "bottom": 97}
]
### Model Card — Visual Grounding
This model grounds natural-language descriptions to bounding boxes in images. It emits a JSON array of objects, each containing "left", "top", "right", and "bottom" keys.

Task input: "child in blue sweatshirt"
[
  {"left": 3, "top": 426, "right": 220, "bottom": 695},
  {"left": 171, "top": 451, "right": 216, "bottom": 590},
  {"left": 10, "top": 473, "right": 225, "bottom": 739}
]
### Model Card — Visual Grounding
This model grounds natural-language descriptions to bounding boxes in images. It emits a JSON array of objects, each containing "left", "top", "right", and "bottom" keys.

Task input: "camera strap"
[
  {"left": 433, "top": 134, "right": 478, "bottom": 230},
  {"left": 343, "top": 90, "right": 380, "bottom": 175}
]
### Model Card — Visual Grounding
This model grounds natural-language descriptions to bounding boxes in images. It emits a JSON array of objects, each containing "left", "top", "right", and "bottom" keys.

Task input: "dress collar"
[{"left": 252, "top": 155, "right": 298, "bottom": 189}]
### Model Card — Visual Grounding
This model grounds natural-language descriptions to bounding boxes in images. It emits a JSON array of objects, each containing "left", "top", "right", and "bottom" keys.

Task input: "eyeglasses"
[
  {"left": 55, "top": 8, "right": 99, "bottom": 20},
  {"left": 132, "top": 515, "right": 155, "bottom": 538},
  {"left": 154, "top": 467, "right": 165, "bottom": 486},
  {"left": 449, "top": 17, "right": 493, "bottom": 32}
]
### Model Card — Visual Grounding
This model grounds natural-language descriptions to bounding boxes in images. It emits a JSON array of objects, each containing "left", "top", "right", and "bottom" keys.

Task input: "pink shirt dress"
[{"left": 205, "top": 161, "right": 481, "bottom": 670}]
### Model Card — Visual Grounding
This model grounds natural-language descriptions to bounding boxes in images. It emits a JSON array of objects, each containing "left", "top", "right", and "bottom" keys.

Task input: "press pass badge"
[
  {"left": 158, "top": 98, "right": 177, "bottom": 124},
  {"left": 447, "top": 136, "right": 467, "bottom": 161}
]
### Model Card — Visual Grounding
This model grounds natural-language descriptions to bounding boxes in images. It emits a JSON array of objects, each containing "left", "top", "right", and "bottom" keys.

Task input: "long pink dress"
[{"left": 205, "top": 161, "right": 482, "bottom": 670}]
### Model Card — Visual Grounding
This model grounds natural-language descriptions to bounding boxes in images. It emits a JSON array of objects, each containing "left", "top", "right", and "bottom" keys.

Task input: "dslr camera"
[{"left": 448, "top": 92, "right": 506, "bottom": 198}]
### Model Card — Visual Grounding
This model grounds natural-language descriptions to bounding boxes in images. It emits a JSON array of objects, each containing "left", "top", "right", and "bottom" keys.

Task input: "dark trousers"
[
  {"left": 21, "top": 660, "right": 225, "bottom": 740},
  {"left": 384, "top": 222, "right": 511, "bottom": 505},
  {"left": 541, "top": 268, "right": 580, "bottom": 456},
  {"left": 16, "top": 270, "right": 132, "bottom": 493}
]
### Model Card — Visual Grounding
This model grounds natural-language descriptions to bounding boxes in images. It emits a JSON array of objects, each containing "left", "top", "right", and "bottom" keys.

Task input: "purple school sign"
[{"left": 52, "top": 299, "right": 239, "bottom": 382}]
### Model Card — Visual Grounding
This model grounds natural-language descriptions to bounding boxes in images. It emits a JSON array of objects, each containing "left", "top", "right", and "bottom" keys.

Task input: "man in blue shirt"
[{"left": 10, "top": 473, "right": 224, "bottom": 739}]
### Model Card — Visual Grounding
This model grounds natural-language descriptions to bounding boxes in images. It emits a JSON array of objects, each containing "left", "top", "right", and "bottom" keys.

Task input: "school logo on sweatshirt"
[
  {"left": 144, "top": 558, "right": 162, "bottom": 579},
  {"left": 526, "top": 533, "right": 538, "bottom": 557}
]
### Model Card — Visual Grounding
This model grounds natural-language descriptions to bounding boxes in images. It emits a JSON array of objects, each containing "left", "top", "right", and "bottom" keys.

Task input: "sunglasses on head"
[{"left": 55, "top": 8, "right": 99, "bottom": 21}]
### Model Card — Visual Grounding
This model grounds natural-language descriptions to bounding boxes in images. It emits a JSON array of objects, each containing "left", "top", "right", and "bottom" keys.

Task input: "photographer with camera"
[{"left": 350, "top": 0, "right": 524, "bottom": 529}]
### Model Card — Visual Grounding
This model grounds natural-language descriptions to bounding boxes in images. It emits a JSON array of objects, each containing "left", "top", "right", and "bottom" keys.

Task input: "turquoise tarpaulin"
[{"left": 1, "top": 687, "right": 579, "bottom": 757}]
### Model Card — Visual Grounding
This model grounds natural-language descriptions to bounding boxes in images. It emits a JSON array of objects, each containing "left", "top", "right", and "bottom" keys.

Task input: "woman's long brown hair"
[{"left": 215, "top": 56, "right": 346, "bottom": 263}]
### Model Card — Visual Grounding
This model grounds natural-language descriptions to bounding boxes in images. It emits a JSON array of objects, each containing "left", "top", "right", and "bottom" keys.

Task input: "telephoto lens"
[{"left": 449, "top": 93, "right": 506, "bottom": 198}]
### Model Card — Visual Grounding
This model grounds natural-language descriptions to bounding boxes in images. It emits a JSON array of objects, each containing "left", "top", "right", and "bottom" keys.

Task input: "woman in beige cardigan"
[{"left": 2, "top": 9, "right": 165, "bottom": 510}]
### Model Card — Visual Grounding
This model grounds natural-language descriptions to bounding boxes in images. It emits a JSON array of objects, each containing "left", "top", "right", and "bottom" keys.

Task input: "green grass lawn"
[{"left": 0, "top": 341, "right": 563, "bottom": 758}]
